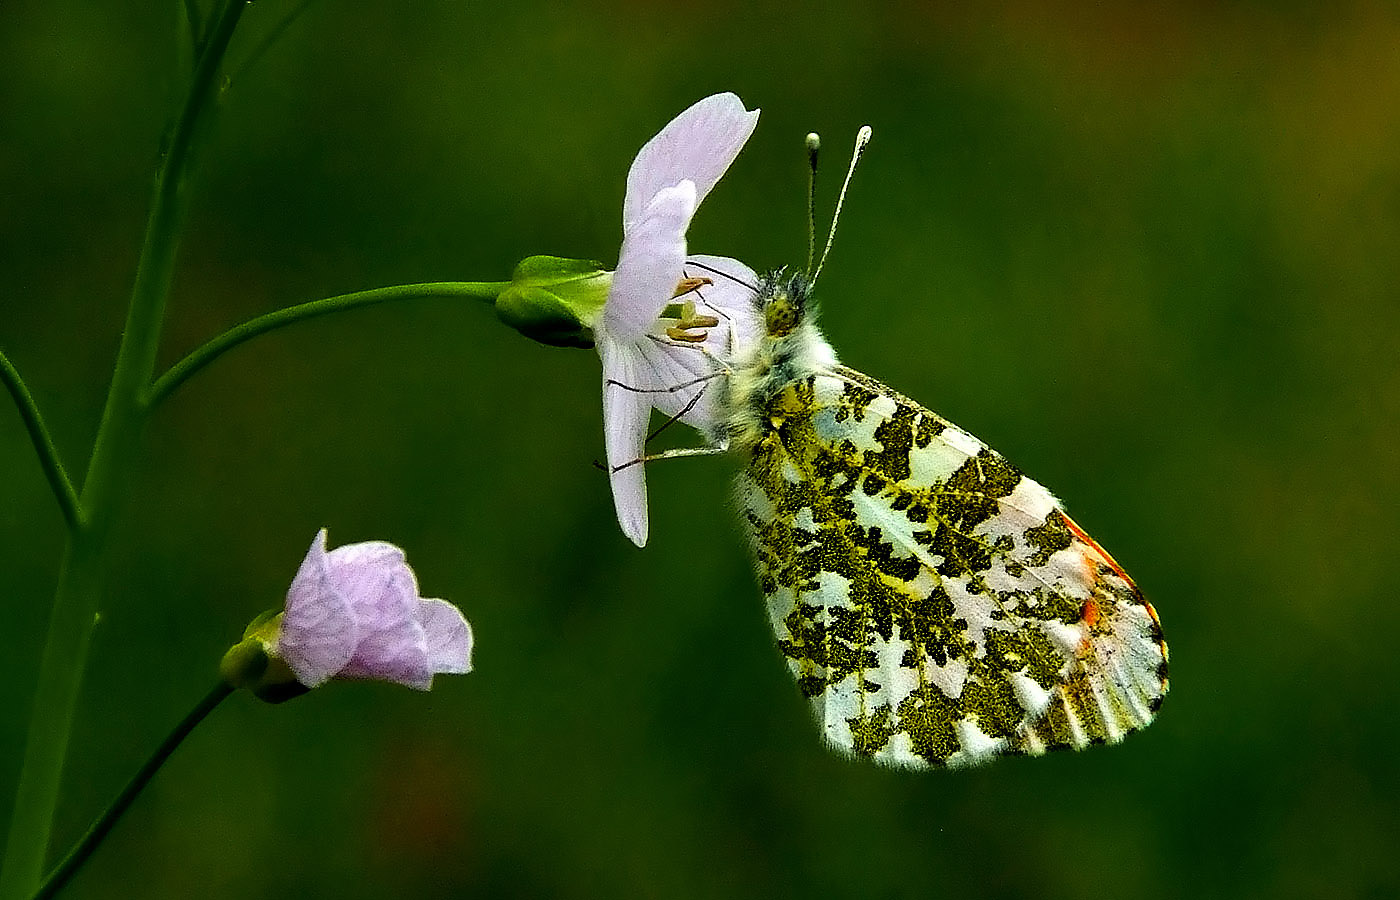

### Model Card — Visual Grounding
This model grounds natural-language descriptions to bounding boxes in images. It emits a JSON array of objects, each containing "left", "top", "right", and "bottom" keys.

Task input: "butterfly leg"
[
  {"left": 645, "top": 379, "right": 712, "bottom": 444},
  {"left": 599, "top": 369, "right": 725, "bottom": 455},
  {"left": 611, "top": 445, "right": 726, "bottom": 473},
  {"left": 604, "top": 368, "right": 729, "bottom": 396}
]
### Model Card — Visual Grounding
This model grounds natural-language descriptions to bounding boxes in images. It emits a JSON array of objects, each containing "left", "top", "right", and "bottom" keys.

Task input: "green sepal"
[
  {"left": 494, "top": 255, "right": 612, "bottom": 349},
  {"left": 219, "top": 609, "right": 308, "bottom": 703},
  {"left": 219, "top": 637, "right": 269, "bottom": 688},
  {"left": 242, "top": 608, "right": 280, "bottom": 639}
]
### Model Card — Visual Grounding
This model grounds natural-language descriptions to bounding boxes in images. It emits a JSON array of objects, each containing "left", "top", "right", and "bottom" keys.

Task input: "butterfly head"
[{"left": 756, "top": 268, "right": 814, "bottom": 338}]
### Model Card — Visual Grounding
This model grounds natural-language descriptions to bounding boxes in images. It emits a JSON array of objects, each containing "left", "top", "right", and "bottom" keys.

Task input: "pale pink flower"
[
  {"left": 276, "top": 530, "right": 473, "bottom": 690},
  {"left": 596, "top": 92, "right": 763, "bottom": 547}
]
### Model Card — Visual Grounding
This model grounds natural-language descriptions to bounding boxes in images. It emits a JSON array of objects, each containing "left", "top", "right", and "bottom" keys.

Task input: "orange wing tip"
[{"left": 1059, "top": 511, "right": 1139, "bottom": 590}]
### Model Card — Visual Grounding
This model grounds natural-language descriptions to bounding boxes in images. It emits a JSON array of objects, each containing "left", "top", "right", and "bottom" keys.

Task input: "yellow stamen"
[
  {"left": 672, "top": 276, "right": 713, "bottom": 298},
  {"left": 664, "top": 279, "right": 721, "bottom": 342}
]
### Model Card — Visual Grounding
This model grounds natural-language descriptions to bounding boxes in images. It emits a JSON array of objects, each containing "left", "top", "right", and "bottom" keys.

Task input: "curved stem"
[
  {"left": 0, "top": 2, "right": 249, "bottom": 897},
  {"left": 31, "top": 684, "right": 233, "bottom": 900},
  {"left": 146, "top": 281, "right": 507, "bottom": 408},
  {"left": 0, "top": 351, "right": 82, "bottom": 531}
]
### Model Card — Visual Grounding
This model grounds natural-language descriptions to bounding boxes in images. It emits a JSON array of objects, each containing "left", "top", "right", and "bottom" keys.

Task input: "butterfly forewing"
[{"left": 736, "top": 366, "right": 1168, "bottom": 768}]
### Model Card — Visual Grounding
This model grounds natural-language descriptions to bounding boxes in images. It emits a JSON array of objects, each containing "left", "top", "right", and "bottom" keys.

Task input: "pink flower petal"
[
  {"left": 624, "top": 93, "right": 759, "bottom": 232},
  {"left": 323, "top": 540, "right": 404, "bottom": 572},
  {"left": 339, "top": 624, "right": 431, "bottom": 689},
  {"left": 599, "top": 341, "right": 653, "bottom": 547},
  {"left": 334, "top": 553, "right": 431, "bottom": 689},
  {"left": 605, "top": 180, "right": 697, "bottom": 341},
  {"left": 272, "top": 531, "right": 473, "bottom": 691},
  {"left": 420, "top": 598, "right": 474, "bottom": 676},
  {"left": 278, "top": 529, "right": 357, "bottom": 688}
]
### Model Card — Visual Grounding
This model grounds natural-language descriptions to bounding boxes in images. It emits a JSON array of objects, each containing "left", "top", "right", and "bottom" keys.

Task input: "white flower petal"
[
  {"left": 624, "top": 93, "right": 759, "bottom": 231},
  {"left": 630, "top": 335, "right": 715, "bottom": 427},
  {"left": 606, "top": 180, "right": 697, "bottom": 341},
  {"left": 591, "top": 94, "right": 762, "bottom": 547},
  {"left": 599, "top": 342, "right": 653, "bottom": 547},
  {"left": 683, "top": 255, "right": 763, "bottom": 358},
  {"left": 613, "top": 255, "right": 761, "bottom": 435}
]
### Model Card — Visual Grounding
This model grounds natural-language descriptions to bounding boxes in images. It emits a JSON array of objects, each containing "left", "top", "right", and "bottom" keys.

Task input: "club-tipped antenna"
[
  {"left": 810, "top": 124, "right": 872, "bottom": 286},
  {"left": 804, "top": 132, "right": 821, "bottom": 275}
]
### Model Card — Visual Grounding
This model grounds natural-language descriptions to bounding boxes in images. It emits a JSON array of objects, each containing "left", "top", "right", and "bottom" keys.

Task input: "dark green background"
[{"left": 3, "top": 1, "right": 1398, "bottom": 898}]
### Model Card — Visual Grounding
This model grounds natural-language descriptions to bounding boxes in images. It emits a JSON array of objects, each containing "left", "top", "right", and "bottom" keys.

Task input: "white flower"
[{"left": 596, "top": 92, "right": 763, "bottom": 548}]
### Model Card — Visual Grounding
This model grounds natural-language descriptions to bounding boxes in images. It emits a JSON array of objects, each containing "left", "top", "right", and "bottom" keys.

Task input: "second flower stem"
[{"left": 146, "top": 281, "right": 508, "bottom": 408}]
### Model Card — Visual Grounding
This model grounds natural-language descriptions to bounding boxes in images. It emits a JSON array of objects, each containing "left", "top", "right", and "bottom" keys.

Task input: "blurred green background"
[{"left": 3, "top": 1, "right": 1398, "bottom": 898}]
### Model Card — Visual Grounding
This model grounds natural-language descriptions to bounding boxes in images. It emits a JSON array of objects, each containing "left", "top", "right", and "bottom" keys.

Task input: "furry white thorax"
[{"left": 718, "top": 275, "right": 839, "bottom": 451}]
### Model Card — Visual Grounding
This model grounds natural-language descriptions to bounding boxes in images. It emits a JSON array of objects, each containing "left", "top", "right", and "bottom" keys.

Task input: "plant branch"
[
  {"left": 0, "top": 2, "right": 249, "bottom": 897},
  {"left": 30, "top": 684, "right": 233, "bottom": 900},
  {"left": 147, "top": 281, "right": 507, "bottom": 407},
  {"left": 0, "top": 351, "right": 82, "bottom": 531}
]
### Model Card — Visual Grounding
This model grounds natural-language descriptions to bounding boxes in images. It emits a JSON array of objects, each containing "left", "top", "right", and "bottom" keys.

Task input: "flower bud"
[{"left": 495, "top": 256, "right": 612, "bottom": 349}]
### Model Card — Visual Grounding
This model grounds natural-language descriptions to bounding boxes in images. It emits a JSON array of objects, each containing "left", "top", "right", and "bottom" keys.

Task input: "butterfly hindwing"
[{"left": 736, "top": 366, "right": 1168, "bottom": 768}]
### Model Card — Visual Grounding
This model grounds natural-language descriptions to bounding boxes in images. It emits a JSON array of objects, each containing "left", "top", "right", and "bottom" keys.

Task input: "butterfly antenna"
[
  {"left": 804, "top": 132, "right": 821, "bottom": 277},
  {"left": 684, "top": 258, "right": 760, "bottom": 293},
  {"left": 811, "top": 125, "right": 872, "bottom": 286}
]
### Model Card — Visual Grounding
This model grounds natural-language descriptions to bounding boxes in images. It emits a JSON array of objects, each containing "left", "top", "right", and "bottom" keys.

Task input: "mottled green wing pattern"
[{"left": 736, "top": 367, "right": 1168, "bottom": 768}]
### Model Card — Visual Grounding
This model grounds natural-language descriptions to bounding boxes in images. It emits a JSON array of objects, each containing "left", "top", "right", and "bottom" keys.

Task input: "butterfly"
[{"left": 689, "top": 127, "right": 1168, "bottom": 768}]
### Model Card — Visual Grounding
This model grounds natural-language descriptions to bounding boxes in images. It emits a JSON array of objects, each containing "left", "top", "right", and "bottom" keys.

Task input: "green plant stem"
[
  {"left": 0, "top": 2, "right": 248, "bottom": 897},
  {"left": 0, "top": 351, "right": 82, "bottom": 531},
  {"left": 30, "top": 684, "right": 233, "bottom": 900},
  {"left": 146, "top": 281, "right": 507, "bottom": 407}
]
